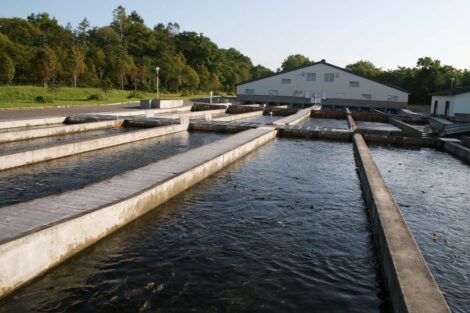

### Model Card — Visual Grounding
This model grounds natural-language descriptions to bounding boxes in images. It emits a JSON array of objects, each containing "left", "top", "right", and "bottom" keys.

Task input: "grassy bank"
[{"left": 0, "top": 86, "right": 214, "bottom": 109}]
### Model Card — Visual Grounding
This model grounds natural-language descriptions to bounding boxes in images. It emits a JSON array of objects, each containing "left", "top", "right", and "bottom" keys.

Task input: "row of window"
[
  {"left": 245, "top": 89, "right": 398, "bottom": 101},
  {"left": 282, "top": 73, "right": 361, "bottom": 87}
]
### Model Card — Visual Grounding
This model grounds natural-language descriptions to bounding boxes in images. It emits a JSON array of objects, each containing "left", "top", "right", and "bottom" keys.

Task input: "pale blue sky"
[{"left": 1, "top": 0, "right": 469, "bottom": 71}]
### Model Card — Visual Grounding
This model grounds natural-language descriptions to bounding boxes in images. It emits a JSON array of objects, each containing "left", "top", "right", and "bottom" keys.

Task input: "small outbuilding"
[{"left": 430, "top": 86, "right": 470, "bottom": 122}]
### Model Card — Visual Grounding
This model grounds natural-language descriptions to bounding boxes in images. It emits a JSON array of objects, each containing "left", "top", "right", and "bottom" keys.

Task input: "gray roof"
[
  {"left": 430, "top": 86, "right": 470, "bottom": 96},
  {"left": 236, "top": 59, "right": 409, "bottom": 94}
]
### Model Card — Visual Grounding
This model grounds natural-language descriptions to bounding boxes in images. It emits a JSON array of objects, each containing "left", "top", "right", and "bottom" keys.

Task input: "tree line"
[
  {"left": 0, "top": 7, "right": 469, "bottom": 103},
  {"left": 0, "top": 6, "right": 273, "bottom": 94}
]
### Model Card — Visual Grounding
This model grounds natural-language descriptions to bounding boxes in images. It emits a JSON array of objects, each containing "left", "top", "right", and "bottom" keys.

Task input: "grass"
[{"left": 0, "top": 85, "right": 217, "bottom": 109}]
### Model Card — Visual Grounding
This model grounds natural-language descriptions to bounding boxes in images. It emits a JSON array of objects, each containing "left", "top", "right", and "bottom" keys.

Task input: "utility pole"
[{"left": 155, "top": 66, "right": 160, "bottom": 98}]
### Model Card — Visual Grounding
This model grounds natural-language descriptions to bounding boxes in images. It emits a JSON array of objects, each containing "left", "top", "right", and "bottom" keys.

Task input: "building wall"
[
  {"left": 431, "top": 95, "right": 456, "bottom": 117},
  {"left": 454, "top": 93, "right": 470, "bottom": 114},
  {"left": 236, "top": 63, "right": 408, "bottom": 104}
]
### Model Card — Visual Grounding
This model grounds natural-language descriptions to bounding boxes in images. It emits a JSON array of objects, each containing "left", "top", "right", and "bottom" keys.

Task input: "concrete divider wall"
[
  {"left": 264, "top": 107, "right": 298, "bottom": 116},
  {"left": 440, "top": 140, "right": 470, "bottom": 164},
  {"left": 353, "top": 133, "right": 450, "bottom": 313},
  {"left": 388, "top": 118, "right": 423, "bottom": 136},
  {"left": 226, "top": 105, "right": 262, "bottom": 114},
  {"left": 88, "top": 106, "right": 192, "bottom": 118},
  {"left": 277, "top": 127, "right": 352, "bottom": 141},
  {"left": 213, "top": 111, "right": 263, "bottom": 122},
  {"left": 0, "top": 128, "right": 276, "bottom": 298},
  {"left": 0, "top": 124, "right": 187, "bottom": 171},
  {"left": 191, "top": 103, "right": 228, "bottom": 111},
  {"left": 273, "top": 108, "right": 312, "bottom": 126},
  {"left": 0, "top": 116, "right": 66, "bottom": 130},
  {"left": 310, "top": 109, "right": 347, "bottom": 119},
  {"left": 157, "top": 109, "right": 226, "bottom": 119},
  {"left": 352, "top": 112, "right": 389, "bottom": 122},
  {"left": 0, "top": 120, "right": 123, "bottom": 143},
  {"left": 361, "top": 134, "right": 438, "bottom": 147}
]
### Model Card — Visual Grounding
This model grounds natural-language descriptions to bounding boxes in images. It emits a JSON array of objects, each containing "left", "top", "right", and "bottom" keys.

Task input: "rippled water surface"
[
  {"left": 0, "top": 139, "right": 390, "bottom": 313},
  {"left": 0, "top": 131, "right": 225, "bottom": 207},
  {"left": 370, "top": 146, "right": 470, "bottom": 313},
  {"left": 357, "top": 121, "right": 401, "bottom": 131},
  {"left": 0, "top": 126, "right": 138, "bottom": 155},
  {"left": 301, "top": 118, "right": 350, "bottom": 129},
  {"left": 241, "top": 114, "right": 282, "bottom": 124}
]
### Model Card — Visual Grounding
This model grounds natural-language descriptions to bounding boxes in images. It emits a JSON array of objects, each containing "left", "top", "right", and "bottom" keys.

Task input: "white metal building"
[
  {"left": 430, "top": 86, "right": 470, "bottom": 121},
  {"left": 236, "top": 60, "right": 409, "bottom": 110}
]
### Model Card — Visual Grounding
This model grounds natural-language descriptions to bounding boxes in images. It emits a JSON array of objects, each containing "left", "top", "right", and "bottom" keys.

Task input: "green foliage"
[
  {"left": 35, "top": 95, "right": 54, "bottom": 103},
  {"left": 127, "top": 90, "right": 144, "bottom": 99},
  {"left": 346, "top": 60, "right": 382, "bottom": 78},
  {"left": 347, "top": 57, "right": 466, "bottom": 104},
  {"left": 87, "top": 93, "right": 106, "bottom": 100},
  {"left": 0, "top": 7, "right": 257, "bottom": 93},
  {"left": 280, "top": 54, "right": 311, "bottom": 71},
  {"left": 0, "top": 52, "right": 15, "bottom": 84}
]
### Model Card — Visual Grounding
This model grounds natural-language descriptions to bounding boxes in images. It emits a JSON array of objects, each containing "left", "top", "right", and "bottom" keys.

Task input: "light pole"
[
  {"left": 450, "top": 77, "right": 455, "bottom": 88},
  {"left": 155, "top": 66, "right": 160, "bottom": 98}
]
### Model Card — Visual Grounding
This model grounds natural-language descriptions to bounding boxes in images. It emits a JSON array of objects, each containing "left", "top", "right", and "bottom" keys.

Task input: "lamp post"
[
  {"left": 155, "top": 66, "right": 160, "bottom": 98},
  {"left": 450, "top": 77, "right": 455, "bottom": 88}
]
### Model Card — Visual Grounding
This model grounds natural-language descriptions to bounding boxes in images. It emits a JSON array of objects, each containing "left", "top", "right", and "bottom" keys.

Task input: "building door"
[
  {"left": 445, "top": 101, "right": 450, "bottom": 117},
  {"left": 433, "top": 101, "right": 438, "bottom": 116}
]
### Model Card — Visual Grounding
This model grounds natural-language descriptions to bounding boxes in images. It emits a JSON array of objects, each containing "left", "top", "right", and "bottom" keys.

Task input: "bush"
[
  {"left": 179, "top": 90, "right": 192, "bottom": 97},
  {"left": 87, "top": 93, "right": 106, "bottom": 101},
  {"left": 35, "top": 95, "right": 54, "bottom": 103},
  {"left": 127, "top": 91, "right": 144, "bottom": 99}
]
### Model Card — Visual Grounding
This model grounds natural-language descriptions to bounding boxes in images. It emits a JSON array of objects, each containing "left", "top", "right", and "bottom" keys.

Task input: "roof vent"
[{"left": 321, "top": 59, "right": 326, "bottom": 63}]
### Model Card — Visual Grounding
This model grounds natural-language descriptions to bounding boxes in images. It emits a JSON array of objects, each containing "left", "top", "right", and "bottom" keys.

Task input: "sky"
[{"left": 1, "top": 0, "right": 469, "bottom": 71}]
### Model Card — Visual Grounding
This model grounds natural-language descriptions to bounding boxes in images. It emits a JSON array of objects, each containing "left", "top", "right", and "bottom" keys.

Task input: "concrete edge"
[
  {"left": 273, "top": 108, "right": 311, "bottom": 126},
  {"left": 352, "top": 133, "right": 450, "bottom": 313},
  {"left": 212, "top": 110, "right": 263, "bottom": 122},
  {"left": 0, "top": 124, "right": 188, "bottom": 171},
  {"left": 0, "top": 116, "right": 67, "bottom": 130},
  {"left": 0, "top": 120, "right": 123, "bottom": 143},
  {"left": 439, "top": 139, "right": 470, "bottom": 164}
]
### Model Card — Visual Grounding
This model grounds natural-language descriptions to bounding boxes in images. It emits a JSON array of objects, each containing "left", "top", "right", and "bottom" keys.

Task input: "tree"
[
  {"left": 76, "top": 18, "right": 90, "bottom": 46},
  {"left": 345, "top": 60, "right": 382, "bottom": 78},
  {"left": 114, "top": 53, "right": 131, "bottom": 89},
  {"left": 101, "top": 78, "right": 112, "bottom": 96},
  {"left": 33, "top": 48, "right": 59, "bottom": 87},
  {"left": 112, "top": 6, "right": 127, "bottom": 41},
  {"left": 89, "top": 48, "right": 106, "bottom": 86},
  {"left": 251, "top": 65, "right": 274, "bottom": 80},
  {"left": 280, "top": 54, "right": 311, "bottom": 71},
  {"left": 0, "top": 52, "right": 15, "bottom": 84},
  {"left": 129, "top": 65, "right": 149, "bottom": 90},
  {"left": 69, "top": 46, "right": 85, "bottom": 87}
]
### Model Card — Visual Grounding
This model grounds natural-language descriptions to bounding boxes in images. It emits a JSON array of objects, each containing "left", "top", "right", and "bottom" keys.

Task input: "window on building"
[
  {"left": 362, "top": 94, "right": 372, "bottom": 100},
  {"left": 324, "top": 73, "right": 335, "bottom": 82},
  {"left": 245, "top": 88, "right": 255, "bottom": 95},
  {"left": 293, "top": 90, "right": 303, "bottom": 97},
  {"left": 269, "top": 89, "right": 278, "bottom": 96},
  {"left": 306, "top": 72, "right": 316, "bottom": 81},
  {"left": 349, "top": 81, "right": 359, "bottom": 87},
  {"left": 387, "top": 95, "right": 398, "bottom": 101},
  {"left": 282, "top": 78, "right": 292, "bottom": 85}
]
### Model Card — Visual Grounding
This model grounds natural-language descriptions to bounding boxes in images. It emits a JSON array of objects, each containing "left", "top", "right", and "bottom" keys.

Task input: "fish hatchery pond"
[
  {"left": 0, "top": 138, "right": 392, "bottom": 313},
  {"left": 370, "top": 146, "right": 470, "bottom": 313}
]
